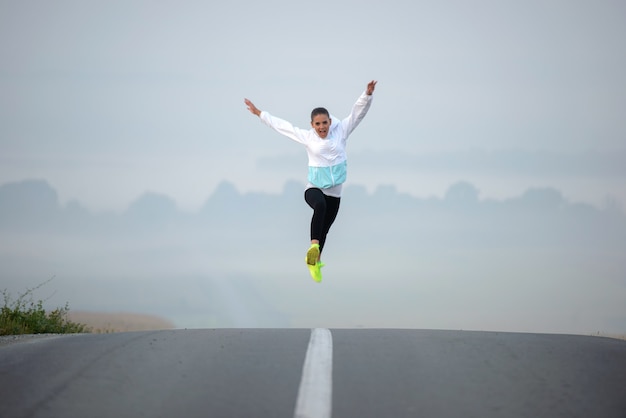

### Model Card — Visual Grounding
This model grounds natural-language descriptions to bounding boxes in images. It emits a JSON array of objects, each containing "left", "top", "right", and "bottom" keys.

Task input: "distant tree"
[
  {"left": 444, "top": 181, "right": 479, "bottom": 205},
  {"left": 518, "top": 188, "right": 564, "bottom": 210}
]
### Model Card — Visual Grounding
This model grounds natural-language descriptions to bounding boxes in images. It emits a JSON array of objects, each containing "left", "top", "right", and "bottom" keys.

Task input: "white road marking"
[{"left": 294, "top": 328, "right": 333, "bottom": 418}]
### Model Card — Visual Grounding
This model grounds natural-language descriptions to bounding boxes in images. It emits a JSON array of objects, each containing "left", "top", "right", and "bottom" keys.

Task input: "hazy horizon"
[{"left": 1, "top": 178, "right": 624, "bottom": 335}]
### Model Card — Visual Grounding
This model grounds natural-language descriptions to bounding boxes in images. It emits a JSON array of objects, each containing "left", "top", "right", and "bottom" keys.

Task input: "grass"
[{"left": 1, "top": 278, "right": 89, "bottom": 336}]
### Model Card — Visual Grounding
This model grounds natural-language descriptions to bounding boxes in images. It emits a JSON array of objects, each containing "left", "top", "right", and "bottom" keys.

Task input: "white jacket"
[{"left": 259, "top": 91, "right": 373, "bottom": 195}]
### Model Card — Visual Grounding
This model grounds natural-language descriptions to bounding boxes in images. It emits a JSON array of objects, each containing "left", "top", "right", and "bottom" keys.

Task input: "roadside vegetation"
[{"left": 1, "top": 278, "right": 89, "bottom": 335}]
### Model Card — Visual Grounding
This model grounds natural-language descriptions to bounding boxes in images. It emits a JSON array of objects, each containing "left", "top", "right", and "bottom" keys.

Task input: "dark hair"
[{"left": 311, "top": 107, "right": 329, "bottom": 121}]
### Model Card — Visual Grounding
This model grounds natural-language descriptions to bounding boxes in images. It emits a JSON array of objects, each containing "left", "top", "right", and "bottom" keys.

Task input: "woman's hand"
[
  {"left": 366, "top": 80, "right": 377, "bottom": 96},
  {"left": 244, "top": 98, "right": 261, "bottom": 116}
]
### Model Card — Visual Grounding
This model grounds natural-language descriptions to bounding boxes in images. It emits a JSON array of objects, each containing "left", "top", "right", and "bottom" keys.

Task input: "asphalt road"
[{"left": 1, "top": 329, "right": 625, "bottom": 418}]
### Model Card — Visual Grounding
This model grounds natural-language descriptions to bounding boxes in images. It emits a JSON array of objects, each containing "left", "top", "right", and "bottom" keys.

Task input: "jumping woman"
[{"left": 244, "top": 80, "right": 377, "bottom": 282}]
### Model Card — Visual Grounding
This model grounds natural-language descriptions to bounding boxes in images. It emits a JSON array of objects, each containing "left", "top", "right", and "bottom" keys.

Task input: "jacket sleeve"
[
  {"left": 339, "top": 91, "right": 373, "bottom": 138},
  {"left": 259, "top": 111, "right": 308, "bottom": 145}
]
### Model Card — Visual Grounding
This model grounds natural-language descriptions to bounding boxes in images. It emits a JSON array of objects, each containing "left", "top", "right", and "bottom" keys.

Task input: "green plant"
[{"left": 0, "top": 278, "right": 89, "bottom": 335}]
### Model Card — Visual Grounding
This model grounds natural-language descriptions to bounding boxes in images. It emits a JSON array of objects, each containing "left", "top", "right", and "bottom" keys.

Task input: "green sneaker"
[
  {"left": 307, "top": 261, "right": 325, "bottom": 283},
  {"left": 305, "top": 243, "right": 320, "bottom": 266}
]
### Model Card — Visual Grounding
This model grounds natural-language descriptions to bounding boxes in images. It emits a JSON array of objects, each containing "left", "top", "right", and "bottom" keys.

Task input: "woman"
[{"left": 244, "top": 80, "right": 377, "bottom": 282}]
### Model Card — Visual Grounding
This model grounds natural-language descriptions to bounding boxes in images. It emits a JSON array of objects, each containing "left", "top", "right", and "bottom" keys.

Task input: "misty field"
[{"left": 1, "top": 179, "right": 625, "bottom": 334}]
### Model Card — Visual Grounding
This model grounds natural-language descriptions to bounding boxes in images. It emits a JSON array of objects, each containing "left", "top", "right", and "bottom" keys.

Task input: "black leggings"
[{"left": 304, "top": 188, "right": 341, "bottom": 254}]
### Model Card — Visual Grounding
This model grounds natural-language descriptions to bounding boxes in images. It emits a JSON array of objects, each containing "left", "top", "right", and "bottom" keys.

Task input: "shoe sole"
[{"left": 306, "top": 246, "right": 320, "bottom": 266}]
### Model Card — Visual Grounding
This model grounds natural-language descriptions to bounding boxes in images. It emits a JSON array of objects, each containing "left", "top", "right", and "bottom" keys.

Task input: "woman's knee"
[{"left": 305, "top": 188, "right": 327, "bottom": 211}]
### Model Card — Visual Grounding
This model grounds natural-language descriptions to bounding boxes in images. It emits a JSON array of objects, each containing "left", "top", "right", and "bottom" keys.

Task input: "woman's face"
[{"left": 311, "top": 114, "right": 331, "bottom": 139}]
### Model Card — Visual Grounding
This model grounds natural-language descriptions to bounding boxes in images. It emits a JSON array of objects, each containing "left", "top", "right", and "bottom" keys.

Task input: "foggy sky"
[{"left": 1, "top": 0, "right": 625, "bottom": 210}]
